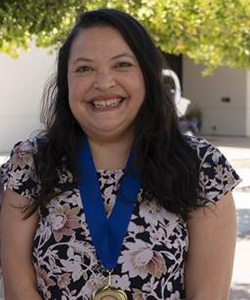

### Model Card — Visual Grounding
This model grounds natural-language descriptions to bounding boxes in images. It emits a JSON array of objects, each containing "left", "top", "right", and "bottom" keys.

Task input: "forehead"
[{"left": 69, "top": 25, "right": 134, "bottom": 59}]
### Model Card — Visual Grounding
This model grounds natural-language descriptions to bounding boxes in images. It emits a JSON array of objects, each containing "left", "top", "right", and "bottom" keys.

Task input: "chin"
[{"left": 89, "top": 127, "right": 133, "bottom": 143}]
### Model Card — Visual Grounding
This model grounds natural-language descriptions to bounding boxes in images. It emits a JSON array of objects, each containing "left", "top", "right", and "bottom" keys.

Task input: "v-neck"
[
  {"left": 96, "top": 169, "right": 124, "bottom": 218},
  {"left": 77, "top": 135, "right": 141, "bottom": 269}
]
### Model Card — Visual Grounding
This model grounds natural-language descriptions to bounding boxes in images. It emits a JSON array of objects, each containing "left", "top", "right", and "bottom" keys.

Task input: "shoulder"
[
  {"left": 184, "top": 135, "right": 242, "bottom": 202},
  {"left": 2, "top": 137, "right": 39, "bottom": 173},
  {"left": 183, "top": 135, "right": 220, "bottom": 162},
  {"left": 6, "top": 135, "right": 46, "bottom": 165},
  {"left": 10, "top": 136, "right": 41, "bottom": 156},
  {"left": 183, "top": 135, "right": 235, "bottom": 172},
  {"left": 1, "top": 136, "right": 44, "bottom": 197},
  {"left": 183, "top": 135, "right": 238, "bottom": 175}
]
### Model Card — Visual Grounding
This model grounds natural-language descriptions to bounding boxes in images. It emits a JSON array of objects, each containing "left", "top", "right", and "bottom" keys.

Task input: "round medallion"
[{"left": 92, "top": 285, "right": 127, "bottom": 300}]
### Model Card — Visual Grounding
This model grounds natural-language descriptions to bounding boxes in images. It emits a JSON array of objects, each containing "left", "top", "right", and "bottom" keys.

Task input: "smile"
[{"left": 91, "top": 97, "right": 125, "bottom": 109}]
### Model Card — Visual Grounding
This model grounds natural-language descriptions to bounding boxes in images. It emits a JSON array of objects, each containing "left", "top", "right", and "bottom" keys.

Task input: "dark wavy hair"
[{"left": 27, "top": 8, "right": 203, "bottom": 220}]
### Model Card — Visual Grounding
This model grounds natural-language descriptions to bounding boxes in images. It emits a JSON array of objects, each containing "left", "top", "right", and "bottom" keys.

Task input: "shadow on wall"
[{"left": 230, "top": 283, "right": 250, "bottom": 300}]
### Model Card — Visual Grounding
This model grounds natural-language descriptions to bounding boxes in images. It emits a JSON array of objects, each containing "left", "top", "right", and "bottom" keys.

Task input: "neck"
[{"left": 88, "top": 134, "right": 134, "bottom": 170}]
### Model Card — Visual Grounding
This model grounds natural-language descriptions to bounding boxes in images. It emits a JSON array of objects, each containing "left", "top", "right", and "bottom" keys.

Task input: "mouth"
[{"left": 90, "top": 96, "right": 126, "bottom": 109}]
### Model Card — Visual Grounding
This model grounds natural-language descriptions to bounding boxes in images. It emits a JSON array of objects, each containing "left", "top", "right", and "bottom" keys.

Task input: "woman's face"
[{"left": 67, "top": 25, "right": 146, "bottom": 143}]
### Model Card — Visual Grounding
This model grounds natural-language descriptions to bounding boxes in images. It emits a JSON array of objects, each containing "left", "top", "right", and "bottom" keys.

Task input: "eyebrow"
[
  {"left": 111, "top": 52, "right": 135, "bottom": 60},
  {"left": 73, "top": 52, "right": 135, "bottom": 64}
]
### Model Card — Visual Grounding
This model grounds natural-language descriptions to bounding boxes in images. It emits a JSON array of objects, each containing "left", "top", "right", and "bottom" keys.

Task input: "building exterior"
[
  {"left": 0, "top": 47, "right": 250, "bottom": 153},
  {"left": 0, "top": 46, "right": 56, "bottom": 153},
  {"left": 183, "top": 56, "right": 250, "bottom": 137}
]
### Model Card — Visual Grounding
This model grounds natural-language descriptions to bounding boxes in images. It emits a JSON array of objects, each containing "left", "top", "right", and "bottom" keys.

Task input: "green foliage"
[{"left": 1, "top": 0, "right": 250, "bottom": 73}]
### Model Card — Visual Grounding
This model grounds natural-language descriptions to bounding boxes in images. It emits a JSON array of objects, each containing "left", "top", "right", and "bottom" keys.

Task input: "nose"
[{"left": 93, "top": 70, "right": 116, "bottom": 91}]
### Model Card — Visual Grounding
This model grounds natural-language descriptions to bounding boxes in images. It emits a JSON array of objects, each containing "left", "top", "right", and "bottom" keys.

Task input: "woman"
[{"left": 0, "top": 8, "right": 241, "bottom": 300}]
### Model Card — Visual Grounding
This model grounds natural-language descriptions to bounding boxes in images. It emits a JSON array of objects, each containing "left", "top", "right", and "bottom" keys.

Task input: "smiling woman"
[
  {"left": 67, "top": 25, "right": 145, "bottom": 144},
  {"left": 0, "top": 8, "right": 241, "bottom": 300}
]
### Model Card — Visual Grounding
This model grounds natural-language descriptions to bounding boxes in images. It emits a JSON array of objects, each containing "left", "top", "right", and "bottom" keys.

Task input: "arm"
[
  {"left": 185, "top": 192, "right": 237, "bottom": 300},
  {"left": 0, "top": 189, "right": 42, "bottom": 300}
]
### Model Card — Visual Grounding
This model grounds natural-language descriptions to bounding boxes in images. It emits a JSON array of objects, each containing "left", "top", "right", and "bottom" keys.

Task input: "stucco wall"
[
  {"left": 0, "top": 46, "right": 56, "bottom": 153},
  {"left": 183, "top": 56, "right": 247, "bottom": 136}
]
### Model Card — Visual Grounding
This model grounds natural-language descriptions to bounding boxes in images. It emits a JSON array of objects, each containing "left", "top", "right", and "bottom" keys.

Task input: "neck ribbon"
[{"left": 77, "top": 136, "right": 141, "bottom": 270}]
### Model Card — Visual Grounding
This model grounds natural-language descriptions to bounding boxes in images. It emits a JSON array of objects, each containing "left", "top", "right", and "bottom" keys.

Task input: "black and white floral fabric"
[{"left": 1, "top": 136, "right": 241, "bottom": 300}]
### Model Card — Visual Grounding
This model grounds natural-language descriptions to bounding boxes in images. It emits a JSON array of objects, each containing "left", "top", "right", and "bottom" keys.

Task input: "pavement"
[
  {"left": 204, "top": 136, "right": 250, "bottom": 300},
  {"left": 0, "top": 135, "right": 250, "bottom": 299}
]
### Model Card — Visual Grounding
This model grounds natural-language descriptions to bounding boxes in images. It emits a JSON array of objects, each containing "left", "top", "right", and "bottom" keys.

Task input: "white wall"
[
  {"left": 246, "top": 72, "right": 250, "bottom": 136},
  {"left": 183, "top": 56, "right": 247, "bottom": 136},
  {"left": 0, "top": 46, "right": 56, "bottom": 153}
]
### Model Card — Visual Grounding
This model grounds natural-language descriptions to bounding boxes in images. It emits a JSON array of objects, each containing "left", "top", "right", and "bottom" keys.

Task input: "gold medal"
[
  {"left": 92, "top": 270, "right": 127, "bottom": 300},
  {"left": 92, "top": 286, "right": 127, "bottom": 300}
]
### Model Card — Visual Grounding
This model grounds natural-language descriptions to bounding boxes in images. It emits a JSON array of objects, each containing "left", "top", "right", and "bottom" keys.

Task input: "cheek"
[
  {"left": 68, "top": 80, "right": 80, "bottom": 102},
  {"left": 67, "top": 77, "right": 76, "bottom": 106},
  {"left": 68, "top": 88, "right": 76, "bottom": 116},
  {"left": 67, "top": 82, "right": 80, "bottom": 118},
  {"left": 133, "top": 69, "right": 146, "bottom": 93},
  {"left": 68, "top": 75, "right": 90, "bottom": 101},
  {"left": 135, "top": 76, "right": 146, "bottom": 105},
  {"left": 68, "top": 98, "right": 78, "bottom": 124},
  {"left": 124, "top": 72, "right": 145, "bottom": 99}
]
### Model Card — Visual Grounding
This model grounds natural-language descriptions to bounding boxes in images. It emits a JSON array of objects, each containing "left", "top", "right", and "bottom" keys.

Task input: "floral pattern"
[{"left": 1, "top": 136, "right": 241, "bottom": 300}]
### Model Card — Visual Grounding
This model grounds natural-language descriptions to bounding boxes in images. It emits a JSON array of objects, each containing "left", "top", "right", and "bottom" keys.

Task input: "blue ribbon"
[{"left": 77, "top": 136, "right": 141, "bottom": 269}]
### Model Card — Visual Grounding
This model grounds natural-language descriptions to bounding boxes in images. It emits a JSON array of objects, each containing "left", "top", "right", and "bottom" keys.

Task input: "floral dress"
[{"left": 1, "top": 136, "right": 241, "bottom": 300}]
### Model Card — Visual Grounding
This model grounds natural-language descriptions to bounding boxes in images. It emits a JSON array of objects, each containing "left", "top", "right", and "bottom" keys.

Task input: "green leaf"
[{"left": 1, "top": 0, "right": 250, "bottom": 74}]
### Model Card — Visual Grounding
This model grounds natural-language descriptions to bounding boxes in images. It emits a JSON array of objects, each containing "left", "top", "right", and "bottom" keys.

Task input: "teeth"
[{"left": 92, "top": 98, "right": 121, "bottom": 108}]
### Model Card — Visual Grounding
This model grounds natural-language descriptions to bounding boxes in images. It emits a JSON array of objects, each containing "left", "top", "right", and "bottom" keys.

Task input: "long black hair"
[{"left": 28, "top": 8, "right": 204, "bottom": 220}]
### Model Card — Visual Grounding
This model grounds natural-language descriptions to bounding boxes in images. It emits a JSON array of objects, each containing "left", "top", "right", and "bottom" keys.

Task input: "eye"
[
  {"left": 115, "top": 61, "right": 133, "bottom": 69},
  {"left": 75, "top": 66, "right": 93, "bottom": 73}
]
